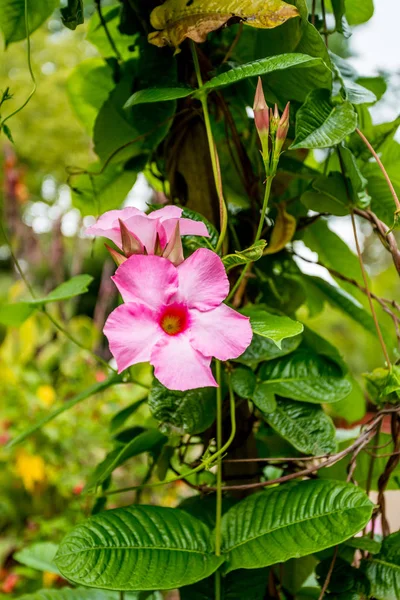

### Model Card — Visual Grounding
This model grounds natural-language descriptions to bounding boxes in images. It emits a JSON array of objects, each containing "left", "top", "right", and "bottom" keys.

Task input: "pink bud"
[
  {"left": 253, "top": 77, "right": 269, "bottom": 133},
  {"left": 162, "top": 221, "right": 184, "bottom": 266},
  {"left": 277, "top": 102, "right": 290, "bottom": 141}
]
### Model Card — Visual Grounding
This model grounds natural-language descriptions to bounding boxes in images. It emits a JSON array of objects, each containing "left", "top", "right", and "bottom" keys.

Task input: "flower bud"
[
  {"left": 162, "top": 221, "right": 184, "bottom": 266},
  {"left": 269, "top": 104, "right": 280, "bottom": 136},
  {"left": 119, "top": 219, "right": 144, "bottom": 256},
  {"left": 274, "top": 102, "right": 290, "bottom": 157},
  {"left": 253, "top": 77, "right": 269, "bottom": 160}
]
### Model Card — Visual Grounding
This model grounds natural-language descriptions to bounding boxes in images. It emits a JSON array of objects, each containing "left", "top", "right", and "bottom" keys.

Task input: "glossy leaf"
[
  {"left": 240, "top": 306, "right": 303, "bottom": 348},
  {"left": 345, "top": 535, "right": 381, "bottom": 554},
  {"left": 361, "top": 531, "right": 400, "bottom": 600},
  {"left": 202, "top": 53, "right": 331, "bottom": 93},
  {"left": 149, "top": 379, "right": 216, "bottom": 435},
  {"left": 257, "top": 397, "right": 337, "bottom": 455},
  {"left": 30, "top": 275, "right": 94, "bottom": 305},
  {"left": 14, "top": 542, "right": 60, "bottom": 574},
  {"left": 223, "top": 240, "right": 266, "bottom": 271},
  {"left": 85, "top": 429, "right": 167, "bottom": 491},
  {"left": 339, "top": 143, "right": 371, "bottom": 208},
  {"left": 236, "top": 332, "right": 302, "bottom": 367},
  {"left": 181, "top": 207, "right": 219, "bottom": 250},
  {"left": 148, "top": 0, "right": 299, "bottom": 48},
  {"left": 221, "top": 480, "right": 373, "bottom": 572},
  {"left": 345, "top": 0, "right": 374, "bottom": 25},
  {"left": 252, "top": 382, "right": 277, "bottom": 414},
  {"left": 0, "top": 0, "right": 58, "bottom": 46},
  {"left": 55, "top": 505, "right": 224, "bottom": 590},
  {"left": 258, "top": 349, "right": 352, "bottom": 403},
  {"left": 291, "top": 89, "right": 357, "bottom": 149},
  {"left": 124, "top": 87, "right": 194, "bottom": 108},
  {"left": 231, "top": 367, "right": 257, "bottom": 399},
  {"left": 60, "top": 0, "right": 84, "bottom": 30}
]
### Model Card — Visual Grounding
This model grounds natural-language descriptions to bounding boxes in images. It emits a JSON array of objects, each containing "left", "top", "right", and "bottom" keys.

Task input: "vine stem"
[
  {"left": 2, "top": 0, "right": 36, "bottom": 129},
  {"left": 215, "top": 360, "right": 223, "bottom": 558},
  {"left": 191, "top": 41, "right": 228, "bottom": 253},
  {"left": 356, "top": 128, "right": 400, "bottom": 214},
  {"left": 100, "top": 383, "right": 237, "bottom": 497},
  {"left": 226, "top": 175, "right": 273, "bottom": 303}
]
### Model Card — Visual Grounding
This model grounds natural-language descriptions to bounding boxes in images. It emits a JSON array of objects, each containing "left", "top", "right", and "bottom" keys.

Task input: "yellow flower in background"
[
  {"left": 42, "top": 572, "right": 58, "bottom": 588},
  {"left": 37, "top": 385, "right": 56, "bottom": 407},
  {"left": 15, "top": 449, "right": 46, "bottom": 492}
]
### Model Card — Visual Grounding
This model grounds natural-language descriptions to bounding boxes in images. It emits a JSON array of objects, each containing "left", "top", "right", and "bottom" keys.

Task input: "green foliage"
[
  {"left": 149, "top": 379, "right": 216, "bottom": 434},
  {"left": 292, "top": 89, "right": 358, "bottom": 149},
  {"left": 14, "top": 542, "right": 60, "bottom": 574},
  {"left": 221, "top": 480, "right": 373, "bottom": 572},
  {"left": 258, "top": 349, "right": 352, "bottom": 403},
  {"left": 361, "top": 531, "right": 400, "bottom": 600},
  {"left": 222, "top": 240, "right": 267, "bottom": 271},
  {"left": 0, "top": 0, "right": 58, "bottom": 46},
  {"left": 240, "top": 306, "right": 303, "bottom": 347},
  {"left": 55, "top": 506, "right": 224, "bottom": 590},
  {"left": 60, "top": 0, "right": 84, "bottom": 31}
]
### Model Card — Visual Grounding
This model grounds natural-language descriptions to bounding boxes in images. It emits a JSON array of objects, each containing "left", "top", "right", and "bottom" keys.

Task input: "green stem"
[
  {"left": 215, "top": 571, "right": 222, "bottom": 600},
  {"left": 215, "top": 360, "right": 223, "bottom": 558},
  {"left": 226, "top": 176, "right": 273, "bottom": 303},
  {"left": 101, "top": 375, "right": 237, "bottom": 497},
  {"left": 1, "top": 0, "right": 36, "bottom": 129},
  {"left": 190, "top": 41, "right": 228, "bottom": 254}
]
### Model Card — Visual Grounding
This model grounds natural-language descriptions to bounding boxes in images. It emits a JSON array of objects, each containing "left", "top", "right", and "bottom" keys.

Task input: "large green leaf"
[
  {"left": 55, "top": 505, "right": 223, "bottom": 590},
  {"left": 235, "top": 332, "right": 302, "bottom": 367},
  {"left": 0, "top": 0, "right": 58, "bottom": 46},
  {"left": 240, "top": 306, "right": 303, "bottom": 348},
  {"left": 361, "top": 531, "right": 400, "bottom": 600},
  {"left": 202, "top": 53, "right": 331, "bottom": 93},
  {"left": 221, "top": 480, "right": 373, "bottom": 573},
  {"left": 301, "top": 172, "right": 350, "bottom": 216},
  {"left": 149, "top": 379, "right": 216, "bottom": 435},
  {"left": 258, "top": 349, "right": 352, "bottom": 403},
  {"left": 124, "top": 87, "right": 194, "bottom": 108},
  {"left": 345, "top": 0, "right": 374, "bottom": 25},
  {"left": 86, "top": 429, "right": 166, "bottom": 492},
  {"left": 256, "top": 397, "right": 337, "bottom": 455},
  {"left": 291, "top": 89, "right": 357, "bottom": 149},
  {"left": 14, "top": 542, "right": 60, "bottom": 574},
  {"left": 67, "top": 59, "right": 114, "bottom": 134}
]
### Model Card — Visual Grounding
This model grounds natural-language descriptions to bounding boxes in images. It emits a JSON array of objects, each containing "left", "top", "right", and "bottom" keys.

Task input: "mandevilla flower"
[
  {"left": 86, "top": 206, "right": 209, "bottom": 266},
  {"left": 104, "top": 249, "right": 253, "bottom": 391}
]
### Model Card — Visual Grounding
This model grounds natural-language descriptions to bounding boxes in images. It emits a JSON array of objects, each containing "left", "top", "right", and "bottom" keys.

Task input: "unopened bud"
[
  {"left": 162, "top": 221, "right": 184, "bottom": 266},
  {"left": 154, "top": 232, "right": 163, "bottom": 256},
  {"left": 119, "top": 219, "right": 144, "bottom": 256},
  {"left": 105, "top": 244, "right": 127, "bottom": 266},
  {"left": 277, "top": 102, "right": 290, "bottom": 142},
  {"left": 269, "top": 104, "right": 280, "bottom": 136},
  {"left": 253, "top": 77, "right": 269, "bottom": 161}
]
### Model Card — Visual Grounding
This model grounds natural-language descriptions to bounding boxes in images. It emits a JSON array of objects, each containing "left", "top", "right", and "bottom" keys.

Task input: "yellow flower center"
[{"left": 159, "top": 304, "right": 189, "bottom": 336}]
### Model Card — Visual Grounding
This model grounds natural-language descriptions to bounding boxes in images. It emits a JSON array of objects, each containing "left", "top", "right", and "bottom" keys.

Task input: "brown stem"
[
  {"left": 356, "top": 128, "right": 400, "bottom": 213},
  {"left": 318, "top": 546, "right": 338, "bottom": 600}
]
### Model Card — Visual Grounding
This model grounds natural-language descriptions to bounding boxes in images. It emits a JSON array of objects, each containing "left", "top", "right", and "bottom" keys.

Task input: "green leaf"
[
  {"left": 301, "top": 275, "right": 382, "bottom": 339},
  {"left": 258, "top": 349, "right": 352, "bottom": 404},
  {"left": 181, "top": 207, "right": 219, "bottom": 250},
  {"left": 223, "top": 240, "right": 267, "bottom": 271},
  {"left": 55, "top": 505, "right": 224, "bottom": 590},
  {"left": 361, "top": 531, "right": 400, "bottom": 600},
  {"left": 339, "top": 143, "right": 371, "bottom": 208},
  {"left": 124, "top": 87, "right": 194, "bottom": 108},
  {"left": 344, "top": 79, "right": 377, "bottom": 105},
  {"left": 236, "top": 332, "right": 302, "bottom": 368},
  {"left": 30, "top": 275, "right": 93, "bottom": 305},
  {"left": 345, "top": 0, "right": 374, "bottom": 25},
  {"left": 14, "top": 542, "right": 60, "bottom": 574},
  {"left": 221, "top": 480, "right": 373, "bottom": 573},
  {"left": 67, "top": 59, "right": 114, "bottom": 134},
  {"left": 240, "top": 306, "right": 303, "bottom": 348},
  {"left": 253, "top": 382, "right": 277, "bottom": 414},
  {"left": 202, "top": 53, "right": 331, "bottom": 93},
  {"left": 291, "top": 89, "right": 357, "bottom": 149},
  {"left": 86, "top": 429, "right": 167, "bottom": 492},
  {"left": 7, "top": 374, "right": 122, "bottom": 448},
  {"left": 0, "top": 302, "right": 35, "bottom": 326},
  {"left": 257, "top": 397, "right": 337, "bottom": 455},
  {"left": 60, "top": 0, "right": 84, "bottom": 30},
  {"left": 356, "top": 76, "right": 387, "bottom": 101},
  {"left": 345, "top": 535, "right": 381, "bottom": 554},
  {"left": 0, "top": 0, "right": 58, "bottom": 46},
  {"left": 363, "top": 365, "right": 400, "bottom": 404},
  {"left": 86, "top": 6, "right": 134, "bottom": 61},
  {"left": 300, "top": 189, "right": 348, "bottom": 217},
  {"left": 149, "top": 379, "right": 216, "bottom": 435},
  {"left": 306, "top": 172, "right": 350, "bottom": 216},
  {"left": 231, "top": 367, "right": 257, "bottom": 399},
  {"left": 363, "top": 140, "right": 400, "bottom": 226},
  {"left": 180, "top": 567, "right": 269, "bottom": 599},
  {"left": 110, "top": 399, "right": 147, "bottom": 433}
]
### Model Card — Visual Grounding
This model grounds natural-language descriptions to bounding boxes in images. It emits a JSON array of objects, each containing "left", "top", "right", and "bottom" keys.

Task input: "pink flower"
[
  {"left": 86, "top": 206, "right": 209, "bottom": 259},
  {"left": 104, "top": 249, "right": 253, "bottom": 391}
]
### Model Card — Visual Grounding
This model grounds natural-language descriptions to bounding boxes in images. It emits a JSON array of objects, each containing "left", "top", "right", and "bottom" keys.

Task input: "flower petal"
[
  {"left": 162, "top": 217, "right": 209, "bottom": 241},
  {"left": 85, "top": 208, "right": 143, "bottom": 246},
  {"left": 104, "top": 303, "right": 161, "bottom": 373},
  {"left": 123, "top": 214, "right": 162, "bottom": 253},
  {"left": 112, "top": 254, "right": 178, "bottom": 310},
  {"left": 189, "top": 304, "right": 253, "bottom": 361},
  {"left": 151, "top": 335, "right": 217, "bottom": 391},
  {"left": 148, "top": 206, "right": 183, "bottom": 220},
  {"left": 177, "top": 248, "right": 229, "bottom": 311}
]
